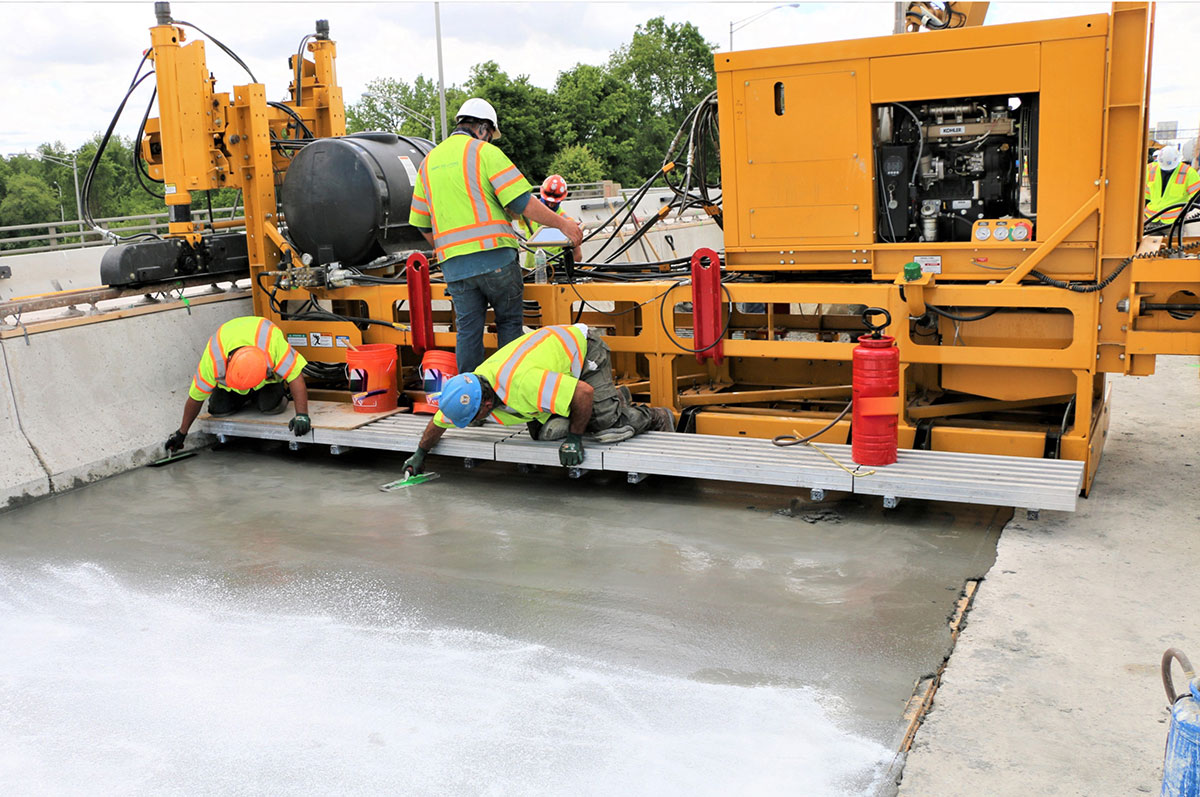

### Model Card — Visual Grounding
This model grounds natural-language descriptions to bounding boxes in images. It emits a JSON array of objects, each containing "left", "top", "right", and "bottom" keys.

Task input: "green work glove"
[
  {"left": 403, "top": 447, "right": 427, "bottom": 477},
  {"left": 559, "top": 433, "right": 584, "bottom": 467},
  {"left": 165, "top": 430, "right": 186, "bottom": 453},
  {"left": 288, "top": 413, "right": 311, "bottom": 437}
]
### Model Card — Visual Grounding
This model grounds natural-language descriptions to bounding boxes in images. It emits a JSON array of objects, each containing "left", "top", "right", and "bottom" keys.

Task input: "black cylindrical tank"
[{"left": 280, "top": 132, "right": 434, "bottom": 267}]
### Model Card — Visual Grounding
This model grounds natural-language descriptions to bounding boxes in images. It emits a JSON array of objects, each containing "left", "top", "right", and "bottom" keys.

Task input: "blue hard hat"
[{"left": 438, "top": 373, "right": 482, "bottom": 427}]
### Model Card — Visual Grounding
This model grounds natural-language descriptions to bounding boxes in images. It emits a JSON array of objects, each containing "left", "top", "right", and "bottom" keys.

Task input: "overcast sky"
[{"left": 3, "top": 1, "right": 1197, "bottom": 156}]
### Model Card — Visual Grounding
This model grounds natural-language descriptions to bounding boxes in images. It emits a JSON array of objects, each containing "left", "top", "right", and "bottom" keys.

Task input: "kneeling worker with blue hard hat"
[{"left": 402, "top": 324, "right": 674, "bottom": 474}]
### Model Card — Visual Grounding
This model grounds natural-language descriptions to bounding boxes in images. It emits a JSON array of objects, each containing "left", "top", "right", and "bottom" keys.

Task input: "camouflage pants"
[{"left": 580, "top": 330, "right": 657, "bottom": 434}]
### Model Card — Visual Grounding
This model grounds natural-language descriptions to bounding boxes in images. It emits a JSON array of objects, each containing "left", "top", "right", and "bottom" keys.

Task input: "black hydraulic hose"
[
  {"left": 133, "top": 86, "right": 164, "bottom": 198},
  {"left": 657, "top": 280, "right": 735, "bottom": 355},
  {"left": 294, "top": 33, "right": 313, "bottom": 106},
  {"left": 173, "top": 20, "right": 258, "bottom": 83},
  {"left": 772, "top": 402, "right": 852, "bottom": 447},
  {"left": 925, "top": 304, "right": 999, "bottom": 322},
  {"left": 1143, "top": 202, "right": 1189, "bottom": 228},
  {"left": 267, "top": 101, "right": 315, "bottom": 139},
  {"left": 82, "top": 52, "right": 160, "bottom": 241},
  {"left": 1031, "top": 238, "right": 1200, "bottom": 293},
  {"left": 1168, "top": 189, "right": 1200, "bottom": 249}
]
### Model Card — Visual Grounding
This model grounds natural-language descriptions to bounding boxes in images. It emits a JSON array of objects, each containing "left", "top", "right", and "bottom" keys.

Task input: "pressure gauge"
[
  {"left": 1011, "top": 222, "right": 1031, "bottom": 242},
  {"left": 974, "top": 225, "right": 992, "bottom": 241},
  {"left": 992, "top": 225, "right": 1011, "bottom": 242}
]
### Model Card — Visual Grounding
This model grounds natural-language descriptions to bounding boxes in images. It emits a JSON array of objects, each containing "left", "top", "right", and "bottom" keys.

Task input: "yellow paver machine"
[{"left": 108, "top": 2, "right": 1196, "bottom": 497}]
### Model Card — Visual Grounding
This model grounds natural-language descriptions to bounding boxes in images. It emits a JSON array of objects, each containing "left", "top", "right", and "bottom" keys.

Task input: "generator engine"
[{"left": 875, "top": 94, "right": 1038, "bottom": 243}]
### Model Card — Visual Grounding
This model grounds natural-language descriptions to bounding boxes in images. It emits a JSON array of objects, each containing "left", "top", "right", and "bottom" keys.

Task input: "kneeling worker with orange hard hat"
[
  {"left": 402, "top": 324, "right": 674, "bottom": 475},
  {"left": 165, "top": 316, "right": 311, "bottom": 453}
]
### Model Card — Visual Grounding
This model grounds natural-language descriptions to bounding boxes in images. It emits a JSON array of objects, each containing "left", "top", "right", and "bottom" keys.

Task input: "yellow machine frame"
[{"left": 145, "top": 3, "right": 1196, "bottom": 495}]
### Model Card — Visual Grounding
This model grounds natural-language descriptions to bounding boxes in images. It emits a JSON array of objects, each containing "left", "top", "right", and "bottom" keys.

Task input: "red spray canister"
[{"left": 852, "top": 307, "right": 899, "bottom": 466}]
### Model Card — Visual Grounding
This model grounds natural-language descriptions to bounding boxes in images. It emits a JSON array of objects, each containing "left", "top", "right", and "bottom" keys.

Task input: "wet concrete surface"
[{"left": 0, "top": 442, "right": 1006, "bottom": 795}]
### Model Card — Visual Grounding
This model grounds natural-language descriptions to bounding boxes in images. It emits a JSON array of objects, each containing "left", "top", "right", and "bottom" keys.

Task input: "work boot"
[
  {"left": 648, "top": 407, "right": 675, "bottom": 432},
  {"left": 589, "top": 425, "right": 635, "bottom": 444},
  {"left": 539, "top": 416, "right": 570, "bottom": 441}
]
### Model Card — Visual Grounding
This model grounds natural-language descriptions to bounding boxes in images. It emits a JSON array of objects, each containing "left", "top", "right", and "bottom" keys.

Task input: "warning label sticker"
[
  {"left": 914, "top": 255, "right": 942, "bottom": 275},
  {"left": 335, "top": 335, "right": 351, "bottom": 348},
  {"left": 163, "top": 183, "right": 177, "bottom": 195},
  {"left": 309, "top": 332, "right": 333, "bottom": 348},
  {"left": 397, "top": 155, "right": 419, "bottom": 185},
  {"left": 286, "top": 333, "right": 307, "bottom": 347}
]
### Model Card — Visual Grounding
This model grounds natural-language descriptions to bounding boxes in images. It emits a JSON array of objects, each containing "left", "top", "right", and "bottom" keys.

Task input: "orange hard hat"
[
  {"left": 540, "top": 174, "right": 568, "bottom": 203},
  {"left": 226, "top": 346, "right": 270, "bottom": 390}
]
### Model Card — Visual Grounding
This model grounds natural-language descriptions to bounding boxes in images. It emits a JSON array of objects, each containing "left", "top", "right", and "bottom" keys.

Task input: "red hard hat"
[
  {"left": 226, "top": 346, "right": 270, "bottom": 390},
  {"left": 540, "top": 174, "right": 568, "bottom": 202}
]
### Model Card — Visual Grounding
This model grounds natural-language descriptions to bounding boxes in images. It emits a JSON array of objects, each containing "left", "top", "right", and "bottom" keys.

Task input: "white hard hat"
[
  {"left": 455, "top": 97, "right": 501, "bottom": 140},
  {"left": 1157, "top": 145, "right": 1181, "bottom": 171}
]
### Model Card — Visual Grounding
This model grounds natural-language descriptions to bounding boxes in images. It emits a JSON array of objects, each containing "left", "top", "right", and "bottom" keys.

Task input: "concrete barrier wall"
[
  {"left": 0, "top": 342, "right": 50, "bottom": 507},
  {"left": 1, "top": 296, "right": 250, "bottom": 509},
  {"left": 0, "top": 246, "right": 111, "bottom": 301}
]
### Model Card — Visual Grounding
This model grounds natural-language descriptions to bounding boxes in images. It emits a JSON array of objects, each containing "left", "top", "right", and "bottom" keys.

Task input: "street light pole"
[
  {"left": 729, "top": 4, "right": 802, "bottom": 51},
  {"left": 434, "top": 2, "right": 447, "bottom": 141},
  {"left": 393, "top": 101, "right": 436, "bottom": 142},
  {"left": 32, "top": 151, "right": 84, "bottom": 234}
]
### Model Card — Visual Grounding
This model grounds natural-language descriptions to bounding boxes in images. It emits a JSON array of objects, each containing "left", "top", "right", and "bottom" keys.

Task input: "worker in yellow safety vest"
[
  {"left": 1145, "top": 145, "right": 1200, "bottom": 223},
  {"left": 408, "top": 98, "right": 584, "bottom": 374},
  {"left": 165, "top": 316, "right": 310, "bottom": 452},
  {"left": 519, "top": 174, "right": 573, "bottom": 270},
  {"left": 401, "top": 324, "right": 674, "bottom": 472}
]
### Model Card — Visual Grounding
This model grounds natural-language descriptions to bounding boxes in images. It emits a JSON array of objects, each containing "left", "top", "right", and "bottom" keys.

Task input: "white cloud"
[{"left": 3, "top": 1, "right": 1196, "bottom": 154}]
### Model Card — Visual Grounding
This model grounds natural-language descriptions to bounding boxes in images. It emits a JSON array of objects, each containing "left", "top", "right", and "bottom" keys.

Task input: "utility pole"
[
  {"left": 34, "top": 151, "right": 83, "bottom": 234},
  {"left": 435, "top": 2, "right": 447, "bottom": 141}
]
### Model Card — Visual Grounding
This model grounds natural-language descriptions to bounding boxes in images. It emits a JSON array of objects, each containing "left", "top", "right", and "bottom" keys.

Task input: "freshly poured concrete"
[{"left": 0, "top": 448, "right": 1005, "bottom": 795}]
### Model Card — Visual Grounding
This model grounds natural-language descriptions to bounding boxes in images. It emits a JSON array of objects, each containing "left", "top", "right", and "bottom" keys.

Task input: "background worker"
[
  {"left": 1145, "top": 145, "right": 1200, "bottom": 223},
  {"left": 408, "top": 98, "right": 584, "bottom": 374},
  {"left": 520, "top": 175, "right": 572, "bottom": 270},
  {"left": 401, "top": 324, "right": 674, "bottom": 474},
  {"left": 165, "top": 316, "right": 310, "bottom": 452}
]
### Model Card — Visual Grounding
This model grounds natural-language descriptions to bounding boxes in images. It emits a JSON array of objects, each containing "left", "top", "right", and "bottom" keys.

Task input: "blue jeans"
[{"left": 446, "top": 255, "right": 525, "bottom": 373}]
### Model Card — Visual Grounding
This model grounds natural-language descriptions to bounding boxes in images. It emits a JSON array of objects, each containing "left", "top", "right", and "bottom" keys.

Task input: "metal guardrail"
[
  {"left": 566, "top": 180, "right": 622, "bottom": 199},
  {"left": 0, "top": 206, "right": 245, "bottom": 255}
]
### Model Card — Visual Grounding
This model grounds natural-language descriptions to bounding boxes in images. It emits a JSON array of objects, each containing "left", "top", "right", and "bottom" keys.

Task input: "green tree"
[
  {"left": 346, "top": 75, "right": 465, "bottom": 141},
  {"left": 0, "top": 173, "right": 57, "bottom": 228},
  {"left": 608, "top": 17, "right": 717, "bottom": 182},
  {"left": 465, "top": 61, "right": 564, "bottom": 181},
  {"left": 553, "top": 63, "right": 637, "bottom": 184},
  {"left": 548, "top": 144, "right": 605, "bottom": 184}
]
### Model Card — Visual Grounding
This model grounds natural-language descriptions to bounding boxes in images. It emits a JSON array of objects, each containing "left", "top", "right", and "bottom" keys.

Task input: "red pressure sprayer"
[{"left": 852, "top": 307, "right": 899, "bottom": 466}]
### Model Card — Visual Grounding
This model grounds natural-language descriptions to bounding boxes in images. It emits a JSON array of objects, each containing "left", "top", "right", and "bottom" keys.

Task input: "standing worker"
[
  {"left": 520, "top": 175, "right": 572, "bottom": 271},
  {"left": 164, "top": 316, "right": 311, "bottom": 452},
  {"left": 400, "top": 324, "right": 674, "bottom": 475},
  {"left": 1145, "top": 145, "right": 1200, "bottom": 223},
  {"left": 408, "top": 98, "right": 584, "bottom": 373}
]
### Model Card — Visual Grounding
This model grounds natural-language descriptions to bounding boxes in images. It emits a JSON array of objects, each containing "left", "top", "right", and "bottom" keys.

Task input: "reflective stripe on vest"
[
  {"left": 209, "top": 319, "right": 274, "bottom": 387},
  {"left": 491, "top": 326, "right": 584, "bottom": 404},
  {"left": 1177, "top": 167, "right": 1190, "bottom": 186},
  {"left": 420, "top": 135, "right": 519, "bottom": 262}
]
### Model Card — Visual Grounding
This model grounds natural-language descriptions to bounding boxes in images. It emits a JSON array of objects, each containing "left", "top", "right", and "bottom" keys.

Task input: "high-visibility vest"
[
  {"left": 433, "top": 324, "right": 587, "bottom": 428},
  {"left": 1145, "top": 162, "right": 1200, "bottom": 221},
  {"left": 409, "top": 133, "right": 533, "bottom": 264},
  {"left": 189, "top": 316, "right": 307, "bottom": 402}
]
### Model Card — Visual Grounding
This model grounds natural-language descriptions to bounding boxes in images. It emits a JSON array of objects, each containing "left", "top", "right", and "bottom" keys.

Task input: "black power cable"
[
  {"left": 81, "top": 52, "right": 160, "bottom": 241},
  {"left": 657, "top": 280, "right": 735, "bottom": 356}
]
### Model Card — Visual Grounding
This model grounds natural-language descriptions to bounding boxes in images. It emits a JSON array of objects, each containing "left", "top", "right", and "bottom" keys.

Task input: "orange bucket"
[
  {"left": 414, "top": 349, "right": 458, "bottom": 414},
  {"left": 346, "top": 344, "right": 398, "bottom": 413}
]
